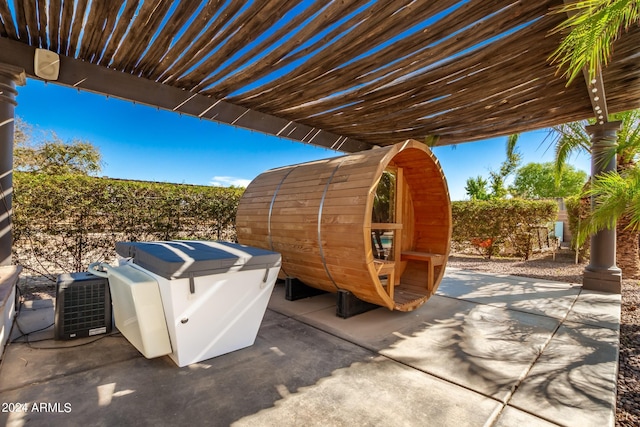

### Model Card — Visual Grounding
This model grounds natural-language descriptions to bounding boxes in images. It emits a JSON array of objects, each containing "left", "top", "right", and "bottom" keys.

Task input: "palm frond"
[
  {"left": 612, "top": 109, "right": 640, "bottom": 163},
  {"left": 577, "top": 166, "right": 640, "bottom": 246},
  {"left": 550, "top": 0, "right": 640, "bottom": 84},
  {"left": 550, "top": 121, "right": 591, "bottom": 182},
  {"left": 506, "top": 134, "right": 519, "bottom": 158},
  {"left": 424, "top": 134, "right": 440, "bottom": 148},
  {"left": 581, "top": 109, "right": 640, "bottom": 169}
]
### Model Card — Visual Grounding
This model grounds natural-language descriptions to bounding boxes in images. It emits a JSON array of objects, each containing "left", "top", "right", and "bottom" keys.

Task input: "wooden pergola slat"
[
  {"left": 156, "top": 1, "right": 247, "bottom": 83},
  {"left": 0, "top": 0, "right": 638, "bottom": 150},
  {"left": 67, "top": 0, "right": 89, "bottom": 58},
  {"left": 135, "top": 1, "right": 203, "bottom": 78},
  {"left": 113, "top": 0, "right": 174, "bottom": 72},
  {"left": 13, "top": 0, "right": 28, "bottom": 42},
  {"left": 260, "top": 2, "right": 552, "bottom": 118},
  {"left": 192, "top": 0, "right": 330, "bottom": 96},
  {"left": 58, "top": 0, "right": 73, "bottom": 55},
  {"left": 142, "top": 0, "right": 225, "bottom": 79},
  {"left": 0, "top": 1, "right": 16, "bottom": 38},
  {"left": 178, "top": 0, "right": 299, "bottom": 90}
]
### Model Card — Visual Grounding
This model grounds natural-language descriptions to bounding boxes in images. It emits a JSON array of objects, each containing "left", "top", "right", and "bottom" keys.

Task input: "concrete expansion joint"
[
  {"left": 479, "top": 288, "right": 582, "bottom": 427},
  {"left": 272, "top": 299, "right": 564, "bottom": 425}
]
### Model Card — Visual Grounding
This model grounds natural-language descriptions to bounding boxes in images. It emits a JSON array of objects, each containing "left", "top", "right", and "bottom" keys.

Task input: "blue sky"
[{"left": 15, "top": 79, "right": 591, "bottom": 201}]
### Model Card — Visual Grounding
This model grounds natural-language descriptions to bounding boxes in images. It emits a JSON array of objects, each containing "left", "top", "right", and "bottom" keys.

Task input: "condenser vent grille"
[{"left": 54, "top": 272, "right": 112, "bottom": 340}]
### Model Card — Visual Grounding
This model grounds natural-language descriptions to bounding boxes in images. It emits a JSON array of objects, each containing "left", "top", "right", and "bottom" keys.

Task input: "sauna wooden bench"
[{"left": 400, "top": 251, "right": 445, "bottom": 293}]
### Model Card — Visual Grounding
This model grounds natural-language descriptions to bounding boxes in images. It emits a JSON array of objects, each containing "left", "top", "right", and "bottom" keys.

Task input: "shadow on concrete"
[{"left": 0, "top": 270, "right": 620, "bottom": 426}]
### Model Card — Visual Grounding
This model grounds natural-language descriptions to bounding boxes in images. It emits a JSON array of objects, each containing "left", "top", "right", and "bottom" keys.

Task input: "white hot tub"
[{"left": 115, "top": 240, "right": 281, "bottom": 367}]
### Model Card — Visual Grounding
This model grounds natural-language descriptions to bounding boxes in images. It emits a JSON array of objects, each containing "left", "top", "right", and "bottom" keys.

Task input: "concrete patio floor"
[{"left": 0, "top": 268, "right": 621, "bottom": 427}]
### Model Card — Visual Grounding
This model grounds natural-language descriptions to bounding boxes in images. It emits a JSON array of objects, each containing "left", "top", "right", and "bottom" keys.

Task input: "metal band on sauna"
[
  {"left": 267, "top": 167, "right": 296, "bottom": 252},
  {"left": 318, "top": 159, "right": 345, "bottom": 290}
]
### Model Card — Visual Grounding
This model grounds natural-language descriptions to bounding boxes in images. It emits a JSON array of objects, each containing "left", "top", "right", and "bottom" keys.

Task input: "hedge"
[
  {"left": 12, "top": 172, "right": 562, "bottom": 279},
  {"left": 12, "top": 172, "right": 244, "bottom": 280},
  {"left": 451, "top": 199, "right": 559, "bottom": 259}
]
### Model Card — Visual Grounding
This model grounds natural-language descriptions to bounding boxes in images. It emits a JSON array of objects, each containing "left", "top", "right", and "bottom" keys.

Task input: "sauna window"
[
  {"left": 372, "top": 169, "right": 398, "bottom": 261},
  {"left": 372, "top": 170, "right": 396, "bottom": 224}
]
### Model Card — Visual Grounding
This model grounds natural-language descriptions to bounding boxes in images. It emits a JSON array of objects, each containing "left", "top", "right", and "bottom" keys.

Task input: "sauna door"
[{"left": 371, "top": 167, "right": 408, "bottom": 291}]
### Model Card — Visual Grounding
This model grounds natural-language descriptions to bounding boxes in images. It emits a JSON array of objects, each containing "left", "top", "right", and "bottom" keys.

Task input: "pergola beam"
[
  {"left": 562, "top": 0, "right": 610, "bottom": 124},
  {"left": 584, "top": 66, "right": 609, "bottom": 123},
  {"left": 0, "top": 38, "right": 372, "bottom": 153}
]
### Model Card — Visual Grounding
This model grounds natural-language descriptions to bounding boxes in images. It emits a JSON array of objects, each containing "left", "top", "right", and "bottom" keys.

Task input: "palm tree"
[
  {"left": 550, "top": 0, "right": 640, "bottom": 84},
  {"left": 582, "top": 167, "right": 640, "bottom": 234},
  {"left": 549, "top": 0, "right": 640, "bottom": 277},
  {"left": 489, "top": 134, "right": 521, "bottom": 199},
  {"left": 552, "top": 109, "right": 640, "bottom": 277}
]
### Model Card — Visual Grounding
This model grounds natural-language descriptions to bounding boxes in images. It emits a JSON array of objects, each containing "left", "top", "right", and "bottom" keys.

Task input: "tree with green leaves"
[
  {"left": 465, "top": 176, "right": 490, "bottom": 201},
  {"left": 464, "top": 134, "right": 520, "bottom": 200},
  {"left": 489, "top": 134, "right": 521, "bottom": 199},
  {"left": 14, "top": 118, "right": 103, "bottom": 175},
  {"left": 511, "top": 162, "right": 588, "bottom": 199}
]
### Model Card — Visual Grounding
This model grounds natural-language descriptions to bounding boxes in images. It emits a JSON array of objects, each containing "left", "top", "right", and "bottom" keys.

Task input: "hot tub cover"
[{"left": 115, "top": 240, "right": 281, "bottom": 280}]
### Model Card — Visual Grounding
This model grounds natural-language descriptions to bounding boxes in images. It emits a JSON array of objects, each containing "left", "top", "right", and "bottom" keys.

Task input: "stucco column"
[
  {"left": 0, "top": 64, "right": 26, "bottom": 266},
  {"left": 583, "top": 121, "right": 622, "bottom": 293}
]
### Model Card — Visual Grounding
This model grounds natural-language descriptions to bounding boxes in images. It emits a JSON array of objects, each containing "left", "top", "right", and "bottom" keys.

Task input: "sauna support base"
[
  {"left": 336, "top": 290, "right": 379, "bottom": 319},
  {"left": 285, "top": 277, "right": 329, "bottom": 301}
]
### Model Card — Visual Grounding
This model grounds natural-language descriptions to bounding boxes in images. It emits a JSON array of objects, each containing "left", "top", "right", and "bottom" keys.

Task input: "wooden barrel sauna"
[{"left": 236, "top": 139, "right": 451, "bottom": 312}]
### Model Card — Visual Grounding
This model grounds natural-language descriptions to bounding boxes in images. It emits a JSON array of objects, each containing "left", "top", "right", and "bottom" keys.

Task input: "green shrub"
[
  {"left": 12, "top": 172, "right": 244, "bottom": 279},
  {"left": 452, "top": 199, "right": 558, "bottom": 259}
]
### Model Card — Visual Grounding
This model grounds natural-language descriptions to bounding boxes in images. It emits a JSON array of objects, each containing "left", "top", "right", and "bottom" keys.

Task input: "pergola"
[{"left": 1, "top": 0, "right": 639, "bottom": 291}]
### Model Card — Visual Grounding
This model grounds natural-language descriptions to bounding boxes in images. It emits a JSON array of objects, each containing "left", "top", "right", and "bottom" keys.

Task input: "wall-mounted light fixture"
[{"left": 34, "top": 48, "right": 60, "bottom": 81}]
